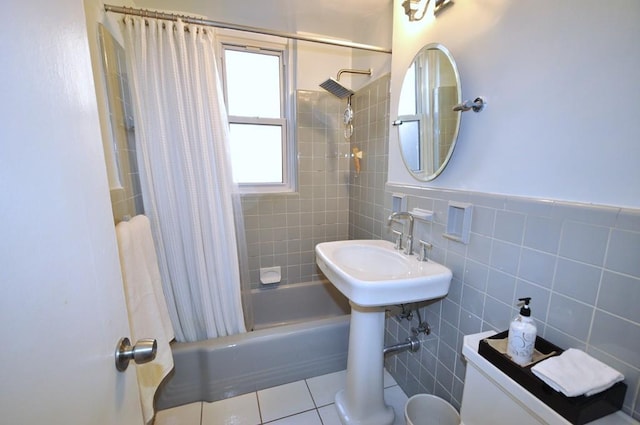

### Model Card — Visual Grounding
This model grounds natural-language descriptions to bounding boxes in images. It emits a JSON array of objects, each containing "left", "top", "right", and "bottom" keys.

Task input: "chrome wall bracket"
[{"left": 453, "top": 96, "right": 486, "bottom": 113}]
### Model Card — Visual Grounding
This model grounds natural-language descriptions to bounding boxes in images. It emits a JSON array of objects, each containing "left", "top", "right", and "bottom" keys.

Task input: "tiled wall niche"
[{"left": 380, "top": 187, "right": 640, "bottom": 419}]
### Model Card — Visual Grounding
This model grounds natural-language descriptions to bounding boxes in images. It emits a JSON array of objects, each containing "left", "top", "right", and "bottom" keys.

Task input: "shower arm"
[{"left": 336, "top": 69, "right": 372, "bottom": 81}]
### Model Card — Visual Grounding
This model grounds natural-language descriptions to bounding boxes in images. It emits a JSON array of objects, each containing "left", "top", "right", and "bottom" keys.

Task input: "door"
[{"left": 0, "top": 1, "right": 143, "bottom": 424}]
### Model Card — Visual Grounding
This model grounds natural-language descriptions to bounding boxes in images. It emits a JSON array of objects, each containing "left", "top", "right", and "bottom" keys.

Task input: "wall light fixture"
[{"left": 402, "top": 0, "right": 453, "bottom": 21}]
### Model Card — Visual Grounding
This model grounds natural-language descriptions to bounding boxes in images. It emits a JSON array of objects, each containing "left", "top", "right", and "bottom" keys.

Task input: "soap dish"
[{"left": 259, "top": 266, "right": 281, "bottom": 285}]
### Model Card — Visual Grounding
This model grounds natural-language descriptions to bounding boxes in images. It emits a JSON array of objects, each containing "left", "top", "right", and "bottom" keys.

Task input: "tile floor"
[{"left": 155, "top": 369, "right": 408, "bottom": 425}]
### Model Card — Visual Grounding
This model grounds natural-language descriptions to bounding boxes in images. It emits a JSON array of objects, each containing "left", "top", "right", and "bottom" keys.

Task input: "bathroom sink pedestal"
[
  {"left": 335, "top": 302, "right": 394, "bottom": 425},
  {"left": 315, "top": 239, "right": 453, "bottom": 425}
]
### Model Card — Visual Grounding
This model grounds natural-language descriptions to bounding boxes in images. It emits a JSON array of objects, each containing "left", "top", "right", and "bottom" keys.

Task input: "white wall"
[
  {"left": 389, "top": 0, "right": 640, "bottom": 209},
  {"left": 133, "top": 0, "right": 392, "bottom": 92}
]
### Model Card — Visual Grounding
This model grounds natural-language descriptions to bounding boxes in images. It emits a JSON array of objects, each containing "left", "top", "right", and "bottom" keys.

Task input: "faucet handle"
[
  {"left": 417, "top": 240, "right": 433, "bottom": 262},
  {"left": 392, "top": 229, "right": 403, "bottom": 250}
]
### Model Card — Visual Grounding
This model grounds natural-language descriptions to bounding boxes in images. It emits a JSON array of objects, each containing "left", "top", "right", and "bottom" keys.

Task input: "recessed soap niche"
[
  {"left": 391, "top": 193, "right": 407, "bottom": 212},
  {"left": 443, "top": 201, "right": 473, "bottom": 244},
  {"left": 391, "top": 193, "right": 434, "bottom": 221}
]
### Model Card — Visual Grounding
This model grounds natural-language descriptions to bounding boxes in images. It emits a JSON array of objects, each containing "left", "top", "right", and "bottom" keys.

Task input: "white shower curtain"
[{"left": 121, "top": 16, "right": 248, "bottom": 342}]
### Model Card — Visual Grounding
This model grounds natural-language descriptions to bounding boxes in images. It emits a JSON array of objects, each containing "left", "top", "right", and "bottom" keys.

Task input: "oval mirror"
[{"left": 396, "top": 43, "right": 461, "bottom": 181}]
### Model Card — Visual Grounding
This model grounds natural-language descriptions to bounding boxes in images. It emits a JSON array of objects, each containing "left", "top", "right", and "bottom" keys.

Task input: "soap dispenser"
[{"left": 507, "top": 297, "right": 537, "bottom": 366}]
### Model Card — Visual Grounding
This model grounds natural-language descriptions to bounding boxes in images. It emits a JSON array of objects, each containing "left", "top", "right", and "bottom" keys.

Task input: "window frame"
[{"left": 217, "top": 32, "right": 296, "bottom": 194}]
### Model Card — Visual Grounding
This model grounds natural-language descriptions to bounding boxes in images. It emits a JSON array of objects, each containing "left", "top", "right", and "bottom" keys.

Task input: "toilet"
[{"left": 459, "top": 331, "right": 639, "bottom": 425}]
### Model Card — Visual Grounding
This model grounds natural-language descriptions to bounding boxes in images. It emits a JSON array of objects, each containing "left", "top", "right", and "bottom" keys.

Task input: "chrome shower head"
[
  {"left": 319, "top": 78, "right": 355, "bottom": 99},
  {"left": 319, "top": 68, "right": 372, "bottom": 99}
]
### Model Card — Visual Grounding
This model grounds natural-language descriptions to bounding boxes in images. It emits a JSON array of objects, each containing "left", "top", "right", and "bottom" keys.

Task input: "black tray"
[{"left": 478, "top": 331, "right": 626, "bottom": 425}]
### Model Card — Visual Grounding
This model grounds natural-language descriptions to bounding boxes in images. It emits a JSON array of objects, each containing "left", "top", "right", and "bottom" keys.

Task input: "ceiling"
[{"left": 134, "top": 0, "right": 394, "bottom": 48}]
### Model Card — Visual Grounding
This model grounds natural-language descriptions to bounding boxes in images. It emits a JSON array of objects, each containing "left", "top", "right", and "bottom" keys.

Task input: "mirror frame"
[{"left": 396, "top": 43, "right": 462, "bottom": 181}]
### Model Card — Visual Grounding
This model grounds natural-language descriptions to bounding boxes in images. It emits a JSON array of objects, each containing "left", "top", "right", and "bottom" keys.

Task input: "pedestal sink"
[{"left": 315, "top": 239, "right": 453, "bottom": 425}]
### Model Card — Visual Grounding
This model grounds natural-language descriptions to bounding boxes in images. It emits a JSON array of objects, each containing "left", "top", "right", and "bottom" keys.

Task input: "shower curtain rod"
[{"left": 104, "top": 4, "right": 392, "bottom": 54}]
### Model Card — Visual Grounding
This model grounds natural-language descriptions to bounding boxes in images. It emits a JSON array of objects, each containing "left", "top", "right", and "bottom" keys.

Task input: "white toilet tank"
[{"left": 460, "top": 331, "right": 638, "bottom": 425}]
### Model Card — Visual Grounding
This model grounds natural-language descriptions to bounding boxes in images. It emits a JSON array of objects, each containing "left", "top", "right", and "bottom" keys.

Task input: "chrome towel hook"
[{"left": 453, "top": 96, "right": 486, "bottom": 113}]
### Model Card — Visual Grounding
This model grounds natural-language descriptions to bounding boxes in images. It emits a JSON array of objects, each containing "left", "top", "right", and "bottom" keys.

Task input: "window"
[
  {"left": 397, "top": 60, "right": 422, "bottom": 172},
  {"left": 219, "top": 36, "right": 294, "bottom": 193}
]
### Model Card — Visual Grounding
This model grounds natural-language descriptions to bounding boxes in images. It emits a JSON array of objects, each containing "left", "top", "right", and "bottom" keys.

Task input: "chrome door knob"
[{"left": 115, "top": 337, "right": 157, "bottom": 372}]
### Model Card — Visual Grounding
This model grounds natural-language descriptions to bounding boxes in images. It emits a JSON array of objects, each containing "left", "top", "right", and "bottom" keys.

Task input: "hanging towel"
[
  {"left": 531, "top": 348, "right": 624, "bottom": 397},
  {"left": 116, "top": 215, "right": 175, "bottom": 424}
]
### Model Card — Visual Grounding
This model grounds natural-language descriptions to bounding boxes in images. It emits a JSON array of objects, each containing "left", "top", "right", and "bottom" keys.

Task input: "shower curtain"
[{"left": 121, "top": 16, "right": 250, "bottom": 342}]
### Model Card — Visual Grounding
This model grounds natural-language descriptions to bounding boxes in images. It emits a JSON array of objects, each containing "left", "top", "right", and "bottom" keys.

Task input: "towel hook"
[{"left": 453, "top": 96, "right": 486, "bottom": 113}]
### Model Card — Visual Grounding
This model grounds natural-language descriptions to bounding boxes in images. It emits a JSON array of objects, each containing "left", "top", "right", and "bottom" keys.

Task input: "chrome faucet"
[{"left": 387, "top": 211, "right": 414, "bottom": 255}]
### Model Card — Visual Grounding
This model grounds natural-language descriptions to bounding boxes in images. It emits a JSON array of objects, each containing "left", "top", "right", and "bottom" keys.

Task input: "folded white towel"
[
  {"left": 531, "top": 348, "right": 624, "bottom": 397},
  {"left": 116, "top": 215, "right": 175, "bottom": 424}
]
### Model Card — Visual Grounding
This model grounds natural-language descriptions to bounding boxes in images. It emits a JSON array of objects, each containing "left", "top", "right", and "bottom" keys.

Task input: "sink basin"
[{"left": 315, "top": 239, "right": 452, "bottom": 307}]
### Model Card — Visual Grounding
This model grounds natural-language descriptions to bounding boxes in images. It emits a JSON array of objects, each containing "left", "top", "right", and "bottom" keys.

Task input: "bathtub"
[{"left": 155, "top": 280, "right": 350, "bottom": 410}]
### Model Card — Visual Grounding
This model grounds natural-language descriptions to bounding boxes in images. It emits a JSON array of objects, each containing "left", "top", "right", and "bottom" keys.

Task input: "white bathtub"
[{"left": 155, "top": 280, "right": 350, "bottom": 410}]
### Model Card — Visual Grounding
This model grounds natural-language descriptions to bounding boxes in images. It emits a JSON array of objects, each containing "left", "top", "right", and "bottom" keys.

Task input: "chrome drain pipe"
[{"left": 383, "top": 335, "right": 420, "bottom": 356}]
